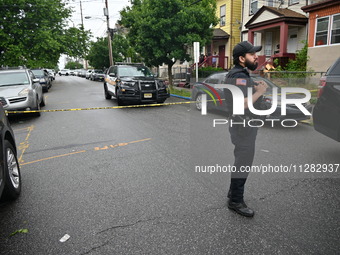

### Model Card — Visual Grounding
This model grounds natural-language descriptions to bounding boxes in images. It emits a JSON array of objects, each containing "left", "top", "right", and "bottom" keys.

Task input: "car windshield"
[
  {"left": 94, "top": 70, "right": 103, "bottom": 73},
  {"left": 326, "top": 58, "right": 340, "bottom": 75},
  {"left": 32, "top": 69, "right": 44, "bottom": 77},
  {"left": 0, "top": 72, "right": 30, "bottom": 86},
  {"left": 119, "top": 66, "right": 153, "bottom": 77}
]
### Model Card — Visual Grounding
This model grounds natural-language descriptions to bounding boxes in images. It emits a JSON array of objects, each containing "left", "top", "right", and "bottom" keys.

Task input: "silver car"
[{"left": 0, "top": 68, "right": 45, "bottom": 116}]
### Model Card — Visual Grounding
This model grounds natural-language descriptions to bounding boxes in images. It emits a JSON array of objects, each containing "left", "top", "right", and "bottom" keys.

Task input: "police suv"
[{"left": 103, "top": 63, "right": 169, "bottom": 106}]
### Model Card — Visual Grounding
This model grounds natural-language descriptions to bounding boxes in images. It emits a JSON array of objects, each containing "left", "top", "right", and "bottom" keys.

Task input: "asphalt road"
[{"left": 0, "top": 76, "right": 339, "bottom": 254}]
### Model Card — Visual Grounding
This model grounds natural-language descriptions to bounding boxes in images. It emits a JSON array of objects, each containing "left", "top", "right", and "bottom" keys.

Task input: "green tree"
[
  {"left": 0, "top": 0, "right": 91, "bottom": 68},
  {"left": 65, "top": 61, "right": 83, "bottom": 70},
  {"left": 86, "top": 35, "right": 140, "bottom": 69},
  {"left": 62, "top": 26, "right": 92, "bottom": 60},
  {"left": 120, "top": 0, "right": 218, "bottom": 85},
  {"left": 87, "top": 37, "right": 115, "bottom": 69}
]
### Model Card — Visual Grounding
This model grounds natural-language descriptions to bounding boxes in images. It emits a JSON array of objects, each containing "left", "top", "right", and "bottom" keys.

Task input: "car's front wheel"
[
  {"left": 104, "top": 85, "right": 111, "bottom": 100},
  {"left": 33, "top": 97, "right": 41, "bottom": 117},
  {"left": 116, "top": 89, "right": 124, "bottom": 106},
  {"left": 195, "top": 93, "right": 203, "bottom": 111},
  {"left": 40, "top": 95, "right": 46, "bottom": 107},
  {"left": 0, "top": 140, "right": 21, "bottom": 201}
]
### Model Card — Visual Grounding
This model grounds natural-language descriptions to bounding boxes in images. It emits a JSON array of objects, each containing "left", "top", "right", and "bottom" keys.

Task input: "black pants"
[{"left": 229, "top": 124, "right": 258, "bottom": 203}]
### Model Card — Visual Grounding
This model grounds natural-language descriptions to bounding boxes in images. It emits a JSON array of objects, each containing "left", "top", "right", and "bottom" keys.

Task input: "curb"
[{"left": 170, "top": 94, "right": 191, "bottom": 100}]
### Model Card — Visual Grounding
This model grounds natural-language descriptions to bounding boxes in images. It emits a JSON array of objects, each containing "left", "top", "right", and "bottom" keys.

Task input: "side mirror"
[
  {"left": 109, "top": 73, "right": 116, "bottom": 77},
  {"left": 33, "top": 78, "right": 40, "bottom": 83}
]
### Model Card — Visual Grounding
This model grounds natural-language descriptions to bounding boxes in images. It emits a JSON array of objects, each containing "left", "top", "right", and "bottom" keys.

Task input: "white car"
[
  {"left": 59, "top": 69, "right": 70, "bottom": 76},
  {"left": 86, "top": 69, "right": 93, "bottom": 79}
]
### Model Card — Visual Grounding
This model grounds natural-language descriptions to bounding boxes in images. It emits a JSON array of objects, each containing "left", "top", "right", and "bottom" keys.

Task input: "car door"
[
  {"left": 313, "top": 58, "right": 340, "bottom": 142},
  {"left": 106, "top": 66, "right": 117, "bottom": 96},
  {"left": 29, "top": 71, "right": 43, "bottom": 103}
]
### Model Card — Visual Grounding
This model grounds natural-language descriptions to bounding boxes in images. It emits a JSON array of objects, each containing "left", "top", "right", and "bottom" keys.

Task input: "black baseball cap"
[{"left": 233, "top": 41, "right": 262, "bottom": 59}]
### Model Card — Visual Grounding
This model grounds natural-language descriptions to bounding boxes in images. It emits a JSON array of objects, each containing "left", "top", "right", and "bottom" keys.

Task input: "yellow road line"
[
  {"left": 21, "top": 150, "right": 86, "bottom": 166},
  {"left": 18, "top": 125, "right": 34, "bottom": 164},
  {"left": 127, "top": 138, "right": 152, "bottom": 144},
  {"left": 20, "top": 138, "right": 151, "bottom": 166}
]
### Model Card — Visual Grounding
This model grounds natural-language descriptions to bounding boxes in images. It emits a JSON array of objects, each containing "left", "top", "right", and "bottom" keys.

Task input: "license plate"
[{"left": 144, "top": 93, "right": 152, "bottom": 98}]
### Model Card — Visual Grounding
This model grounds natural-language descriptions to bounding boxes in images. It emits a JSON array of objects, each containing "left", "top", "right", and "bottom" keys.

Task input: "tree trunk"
[{"left": 167, "top": 62, "right": 174, "bottom": 88}]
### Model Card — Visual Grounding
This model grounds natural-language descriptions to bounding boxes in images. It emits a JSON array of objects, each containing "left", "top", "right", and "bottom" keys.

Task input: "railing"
[
  {"left": 190, "top": 55, "right": 229, "bottom": 70},
  {"left": 263, "top": 71, "right": 327, "bottom": 89}
]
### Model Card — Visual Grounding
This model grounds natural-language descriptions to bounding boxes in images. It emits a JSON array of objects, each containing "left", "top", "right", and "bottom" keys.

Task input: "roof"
[
  {"left": 212, "top": 28, "right": 230, "bottom": 40},
  {"left": 301, "top": 0, "right": 340, "bottom": 12},
  {"left": 265, "top": 6, "right": 307, "bottom": 19},
  {"left": 245, "top": 6, "right": 307, "bottom": 29}
]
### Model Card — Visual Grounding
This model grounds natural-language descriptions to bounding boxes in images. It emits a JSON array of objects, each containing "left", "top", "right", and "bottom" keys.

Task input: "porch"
[{"left": 245, "top": 6, "right": 308, "bottom": 70}]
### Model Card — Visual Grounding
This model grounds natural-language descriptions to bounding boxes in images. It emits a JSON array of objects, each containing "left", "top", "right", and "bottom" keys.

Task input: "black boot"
[{"left": 228, "top": 201, "right": 254, "bottom": 217}]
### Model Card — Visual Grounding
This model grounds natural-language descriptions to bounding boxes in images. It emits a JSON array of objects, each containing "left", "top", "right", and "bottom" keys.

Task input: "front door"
[
  {"left": 218, "top": 45, "right": 225, "bottom": 69},
  {"left": 287, "top": 28, "right": 298, "bottom": 53}
]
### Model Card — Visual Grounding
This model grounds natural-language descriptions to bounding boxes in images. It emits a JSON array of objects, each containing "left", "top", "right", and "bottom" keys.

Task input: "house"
[
  {"left": 242, "top": 0, "right": 308, "bottom": 69},
  {"left": 204, "top": 0, "right": 242, "bottom": 69},
  {"left": 301, "top": 0, "right": 340, "bottom": 72}
]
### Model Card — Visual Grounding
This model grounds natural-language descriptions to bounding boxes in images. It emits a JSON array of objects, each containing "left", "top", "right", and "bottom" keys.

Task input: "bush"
[{"left": 194, "top": 66, "right": 224, "bottom": 78}]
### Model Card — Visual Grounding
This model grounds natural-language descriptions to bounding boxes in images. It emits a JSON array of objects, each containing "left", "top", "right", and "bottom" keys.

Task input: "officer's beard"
[{"left": 245, "top": 59, "right": 258, "bottom": 71}]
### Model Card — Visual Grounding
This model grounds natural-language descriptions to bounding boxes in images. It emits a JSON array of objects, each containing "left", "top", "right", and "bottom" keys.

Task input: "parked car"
[
  {"left": 0, "top": 103, "right": 21, "bottom": 201},
  {"left": 0, "top": 67, "right": 45, "bottom": 116},
  {"left": 313, "top": 57, "right": 340, "bottom": 142},
  {"left": 191, "top": 71, "right": 312, "bottom": 121},
  {"left": 45, "top": 69, "right": 55, "bottom": 81},
  {"left": 31, "top": 69, "right": 51, "bottom": 92},
  {"left": 86, "top": 69, "right": 93, "bottom": 79},
  {"left": 104, "top": 63, "right": 170, "bottom": 105},
  {"left": 59, "top": 69, "right": 70, "bottom": 76},
  {"left": 90, "top": 69, "right": 105, "bottom": 81}
]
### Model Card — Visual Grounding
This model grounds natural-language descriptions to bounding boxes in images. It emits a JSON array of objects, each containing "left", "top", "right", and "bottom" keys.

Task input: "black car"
[
  {"left": 31, "top": 69, "right": 51, "bottom": 92},
  {"left": 0, "top": 104, "right": 21, "bottom": 201},
  {"left": 313, "top": 58, "right": 340, "bottom": 142},
  {"left": 191, "top": 71, "right": 312, "bottom": 121},
  {"left": 104, "top": 63, "right": 170, "bottom": 105}
]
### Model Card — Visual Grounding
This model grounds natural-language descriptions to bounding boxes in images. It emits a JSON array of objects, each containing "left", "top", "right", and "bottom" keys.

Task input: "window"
[
  {"left": 315, "top": 17, "right": 329, "bottom": 46},
  {"left": 331, "top": 14, "right": 340, "bottom": 44},
  {"left": 267, "top": 0, "right": 274, "bottom": 7},
  {"left": 250, "top": 0, "right": 258, "bottom": 15},
  {"left": 289, "top": 0, "right": 299, "bottom": 5},
  {"left": 220, "top": 5, "right": 226, "bottom": 26},
  {"left": 315, "top": 14, "right": 340, "bottom": 46}
]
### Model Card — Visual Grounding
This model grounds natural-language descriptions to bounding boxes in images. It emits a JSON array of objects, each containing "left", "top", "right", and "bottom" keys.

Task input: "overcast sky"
[
  {"left": 67, "top": 0, "right": 131, "bottom": 39},
  {"left": 59, "top": 0, "right": 131, "bottom": 69}
]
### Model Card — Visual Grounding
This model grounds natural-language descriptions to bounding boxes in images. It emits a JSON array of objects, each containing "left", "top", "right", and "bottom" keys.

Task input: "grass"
[{"left": 170, "top": 87, "right": 191, "bottom": 98}]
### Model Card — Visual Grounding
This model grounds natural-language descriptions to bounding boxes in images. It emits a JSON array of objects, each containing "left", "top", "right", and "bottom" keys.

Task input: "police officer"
[{"left": 225, "top": 41, "right": 268, "bottom": 217}]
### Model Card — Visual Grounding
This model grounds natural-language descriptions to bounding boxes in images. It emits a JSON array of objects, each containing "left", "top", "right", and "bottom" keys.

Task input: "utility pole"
[
  {"left": 104, "top": 0, "right": 114, "bottom": 66},
  {"left": 80, "top": 0, "right": 88, "bottom": 69}
]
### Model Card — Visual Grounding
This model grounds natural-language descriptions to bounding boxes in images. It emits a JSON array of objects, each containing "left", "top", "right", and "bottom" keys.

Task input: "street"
[{"left": 0, "top": 76, "right": 339, "bottom": 254}]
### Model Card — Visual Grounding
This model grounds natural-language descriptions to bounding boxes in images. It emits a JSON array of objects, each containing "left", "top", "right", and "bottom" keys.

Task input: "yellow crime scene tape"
[
  {"left": 5, "top": 89, "right": 318, "bottom": 114},
  {"left": 5, "top": 100, "right": 196, "bottom": 114}
]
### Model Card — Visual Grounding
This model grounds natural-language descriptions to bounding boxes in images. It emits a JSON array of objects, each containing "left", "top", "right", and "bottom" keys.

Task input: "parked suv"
[
  {"left": 313, "top": 58, "right": 340, "bottom": 142},
  {"left": 104, "top": 63, "right": 169, "bottom": 105},
  {"left": 0, "top": 103, "right": 21, "bottom": 201},
  {"left": 0, "top": 67, "right": 45, "bottom": 116},
  {"left": 90, "top": 69, "right": 105, "bottom": 81}
]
